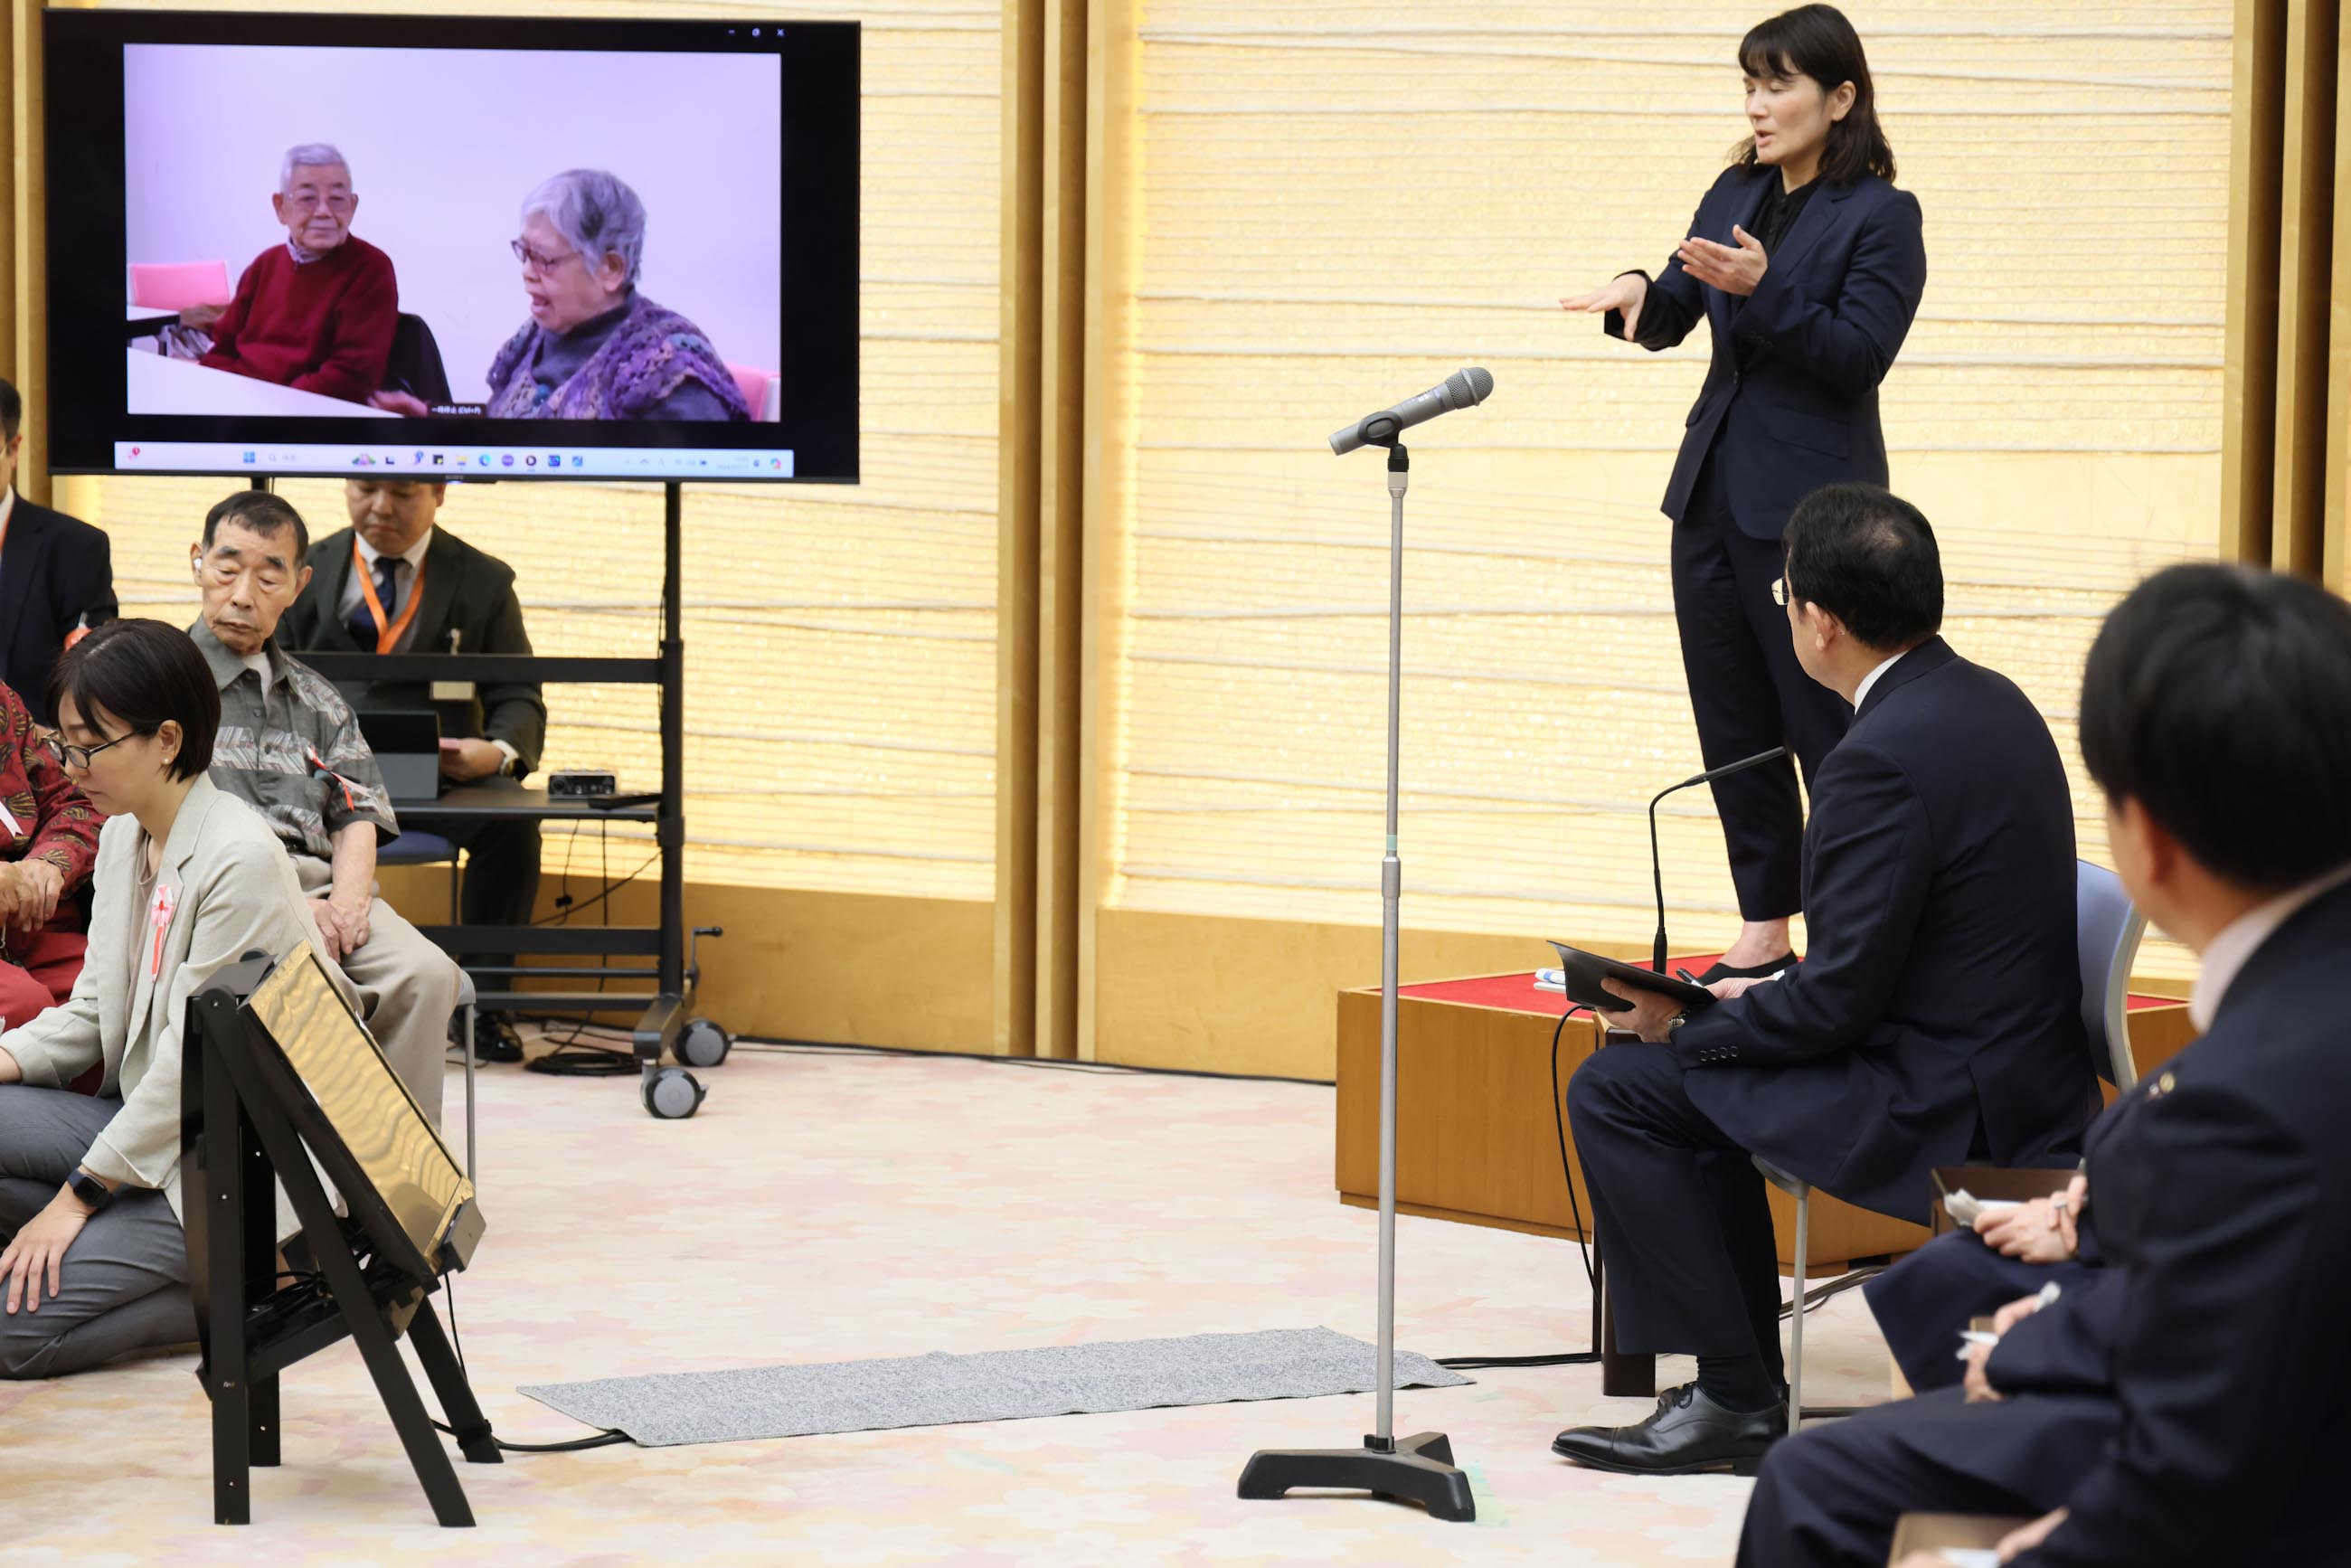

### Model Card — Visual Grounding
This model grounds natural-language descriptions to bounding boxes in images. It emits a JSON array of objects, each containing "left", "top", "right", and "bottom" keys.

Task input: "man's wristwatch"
[
  {"left": 65, "top": 1169, "right": 114, "bottom": 1214},
  {"left": 1664, "top": 1011, "right": 1690, "bottom": 1043}
]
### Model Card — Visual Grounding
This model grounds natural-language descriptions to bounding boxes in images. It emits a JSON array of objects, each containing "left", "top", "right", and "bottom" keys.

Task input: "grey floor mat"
[{"left": 517, "top": 1326, "right": 1471, "bottom": 1448}]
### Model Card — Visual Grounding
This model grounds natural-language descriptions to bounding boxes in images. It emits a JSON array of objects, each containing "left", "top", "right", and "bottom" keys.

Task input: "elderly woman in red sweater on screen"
[
  {"left": 0, "top": 677, "right": 100, "bottom": 1033},
  {"left": 188, "top": 143, "right": 399, "bottom": 405}
]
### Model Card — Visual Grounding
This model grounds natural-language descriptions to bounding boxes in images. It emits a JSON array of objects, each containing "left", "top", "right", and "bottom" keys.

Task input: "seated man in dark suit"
[
  {"left": 1742, "top": 562, "right": 2351, "bottom": 1568},
  {"left": 281, "top": 478, "right": 545, "bottom": 1059},
  {"left": 0, "top": 377, "right": 117, "bottom": 723},
  {"left": 1553, "top": 483, "right": 2094, "bottom": 1476}
]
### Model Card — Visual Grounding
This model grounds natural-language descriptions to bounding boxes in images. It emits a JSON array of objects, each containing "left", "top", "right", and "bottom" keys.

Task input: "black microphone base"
[{"left": 1237, "top": 1431, "right": 1475, "bottom": 1521}]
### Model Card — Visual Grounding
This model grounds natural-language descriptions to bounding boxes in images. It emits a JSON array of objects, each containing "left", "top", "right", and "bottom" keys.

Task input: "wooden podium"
[{"left": 1333, "top": 967, "right": 2199, "bottom": 1392}]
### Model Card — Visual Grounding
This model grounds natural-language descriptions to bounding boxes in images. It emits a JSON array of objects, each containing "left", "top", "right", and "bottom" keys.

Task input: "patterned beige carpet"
[{"left": 0, "top": 1042, "right": 1897, "bottom": 1565}]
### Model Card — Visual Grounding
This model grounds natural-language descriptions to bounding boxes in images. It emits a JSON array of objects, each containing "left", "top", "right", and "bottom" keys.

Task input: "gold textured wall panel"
[
  {"left": 59, "top": 0, "right": 1002, "bottom": 907},
  {"left": 1103, "top": 3, "right": 2231, "bottom": 986}
]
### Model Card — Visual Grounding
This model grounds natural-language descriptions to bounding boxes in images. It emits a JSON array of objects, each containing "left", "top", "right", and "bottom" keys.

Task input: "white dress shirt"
[
  {"left": 2189, "top": 862, "right": 2351, "bottom": 1031},
  {"left": 338, "top": 528, "right": 435, "bottom": 652},
  {"left": 1851, "top": 649, "right": 1906, "bottom": 712},
  {"left": 338, "top": 525, "right": 517, "bottom": 770}
]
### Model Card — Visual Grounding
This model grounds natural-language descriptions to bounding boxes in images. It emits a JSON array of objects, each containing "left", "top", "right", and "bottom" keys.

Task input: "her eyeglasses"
[
  {"left": 509, "top": 239, "right": 581, "bottom": 272},
  {"left": 41, "top": 729, "right": 147, "bottom": 770}
]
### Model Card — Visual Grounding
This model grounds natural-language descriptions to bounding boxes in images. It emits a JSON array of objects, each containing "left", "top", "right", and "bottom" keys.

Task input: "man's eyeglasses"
[
  {"left": 1771, "top": 578, "right": 1793, "bottom": 609},
  {"left": 40, "top": 730, "right": 146, "bottom": 771},
  {"left": 284, "top": 191, "right": 355, "bottom": 213},
  {"left": 510, "top": 239, "right": 581, "bottom": 273}
]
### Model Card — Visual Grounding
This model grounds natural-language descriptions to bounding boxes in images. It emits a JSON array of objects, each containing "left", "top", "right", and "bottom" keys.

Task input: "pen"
[{"left": 1676, "top": 968, "right": 1703, "bottom": 986}]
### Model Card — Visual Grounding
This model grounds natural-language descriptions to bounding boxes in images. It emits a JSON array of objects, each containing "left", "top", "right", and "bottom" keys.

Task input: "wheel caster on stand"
[
  {"left": 642, "top": 1063, "right": 707, "bottom": 1119},
  {"left": 676, "top": 1017, "right": 732, "bottom": 1068}
]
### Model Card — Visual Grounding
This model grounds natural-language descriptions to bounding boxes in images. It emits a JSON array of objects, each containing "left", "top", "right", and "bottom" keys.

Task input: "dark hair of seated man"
[
  {"left": 1782, "top": 481, "right": 1943, "bottom": 650},
  {"left": 2080, "top": 562, "right": 2351, "bottom": 893},
  {"left": 201, "top": 490, "right": 311, "bottom": 567}
]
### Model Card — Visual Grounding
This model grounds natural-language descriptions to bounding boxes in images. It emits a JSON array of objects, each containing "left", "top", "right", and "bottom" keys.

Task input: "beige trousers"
[{"left": 290, "top": 855, "right": 459, "bottom": 1129}]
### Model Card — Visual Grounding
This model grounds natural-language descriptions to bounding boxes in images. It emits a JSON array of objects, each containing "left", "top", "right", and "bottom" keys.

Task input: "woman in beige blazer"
[{"left": 0, "top": 619, "right": 325, "bottom": 1377}]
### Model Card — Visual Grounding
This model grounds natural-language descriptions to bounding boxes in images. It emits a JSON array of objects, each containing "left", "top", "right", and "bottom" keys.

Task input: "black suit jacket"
[
  {"left": 1673, "top": 638, "right": 2094, "bottom": 1220},
  {"left": 1612, "top": 165, "right": 1928, "bottom": 539},
  {"left": 283, "top": 524, "right": 546, "bottom": 774},
  {"left": 0, "top": 496, "right": 118, "bottom": 724},
  {"left": 1934, "top": 879, "right": 2351, "bottom": 1568}
]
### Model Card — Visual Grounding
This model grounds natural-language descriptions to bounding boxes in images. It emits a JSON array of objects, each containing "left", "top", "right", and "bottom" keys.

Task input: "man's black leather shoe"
[
  {"left": 1695, "top": 952, "right": 1799, "bottom": 985},
  {"left": 1550, "top": 1384, "right": 1786, "bottom": 1476},
  {"left": 448, "top": 1008, "right": 525, "bottom": 1063}
]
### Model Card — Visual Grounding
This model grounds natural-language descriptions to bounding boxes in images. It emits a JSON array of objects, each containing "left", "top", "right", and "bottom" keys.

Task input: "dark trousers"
[
  {"left": 0, "top": 1088, "right": 194, "bottom": 1377},
  {"left": 1863, "top": 1230, "right": 2096, "bottom": 1394},
  {"left": 1736, "top": 1386, "right": 2115, "bottom": 1567},
  {"left": 447, "top": 817, "right": 543, "bottom": 986},
  {"left": 1567, "top": 1042, "right": 1785, "bottom": 1375},
  {"left": 1671, "top": 457, "right": 1853, "bottom": 921}
]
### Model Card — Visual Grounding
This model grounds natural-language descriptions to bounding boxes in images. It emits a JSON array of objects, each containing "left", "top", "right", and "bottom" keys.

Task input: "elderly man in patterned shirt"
[{"left": 185, "top": 489, "right": 457, "bottom": 1123}]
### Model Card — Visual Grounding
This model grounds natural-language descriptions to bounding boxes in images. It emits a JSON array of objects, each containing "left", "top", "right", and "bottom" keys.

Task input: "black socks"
[{"left": 1695, "top": 1352, "right": 1783, "bottom": 1414}]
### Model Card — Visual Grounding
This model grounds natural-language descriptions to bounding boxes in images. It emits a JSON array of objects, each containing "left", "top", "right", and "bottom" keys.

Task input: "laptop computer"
[{"left": 356, "top": 708, "right": 441, "bottom": 802}]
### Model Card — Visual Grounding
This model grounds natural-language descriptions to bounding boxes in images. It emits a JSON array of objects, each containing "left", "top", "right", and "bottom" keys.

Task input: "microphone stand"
[
  {"left": 1236, "top": 439, "right": 1475, "bottom": 1522},
  {"left": 1648, "top": 746, "right": 1790, "bottom": 973}
]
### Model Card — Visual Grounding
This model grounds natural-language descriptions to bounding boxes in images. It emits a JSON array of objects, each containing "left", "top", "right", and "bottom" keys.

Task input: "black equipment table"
[{"left": 297, "top": 482, "right": 721, "bottom": 1115}]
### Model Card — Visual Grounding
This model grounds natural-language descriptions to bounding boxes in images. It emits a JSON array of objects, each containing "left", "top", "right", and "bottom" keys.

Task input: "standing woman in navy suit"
[{"left": 1563, "top": 5, "right": 1927, "bottom": 979}]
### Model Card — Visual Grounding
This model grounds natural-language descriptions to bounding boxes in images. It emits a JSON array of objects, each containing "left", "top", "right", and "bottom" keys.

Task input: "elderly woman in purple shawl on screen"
[{"left": 479, "top": 169, "right": 748, "bottom": 421}]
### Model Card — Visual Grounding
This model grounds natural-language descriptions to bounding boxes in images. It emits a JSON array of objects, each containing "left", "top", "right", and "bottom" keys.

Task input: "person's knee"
[
  {"left": 0, "top": 1321, "right": 61, "bottom": 1380},
  {"left": 0, "top": 961, "right": 57, "bottom": 1031},
  {"left": 1566, "top": 1042, "right": 1650, "bottom": 1132}
]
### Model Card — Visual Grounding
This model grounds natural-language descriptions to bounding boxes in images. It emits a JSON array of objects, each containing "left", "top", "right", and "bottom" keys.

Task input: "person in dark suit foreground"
[
  {"left": 1552, "top": 484, "right": 2092, "bottom": 1477},
  {"left": 0, "top": 378, "right": 117, "bottom": 725},
  {"left": 1740, "top": 562, "right": 2351, "bottom": 1568},
  {"left": 281, "top": 479, "right": 544, "bottom": 1059}
]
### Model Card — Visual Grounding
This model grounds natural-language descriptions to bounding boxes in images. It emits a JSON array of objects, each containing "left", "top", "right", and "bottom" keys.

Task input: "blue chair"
[
  {"left": 377, "top": 831, "right": 461, "bottom": 924},
  {"left": 1755, "top": 857, "right": 2150, "bottom": 1431},
  {"left": 2076, "top": 859, "right": 2149, "bottom": 1090}
]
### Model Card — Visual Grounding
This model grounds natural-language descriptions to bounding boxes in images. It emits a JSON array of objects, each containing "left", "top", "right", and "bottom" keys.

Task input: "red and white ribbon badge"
[{"left": 148, "top": 883, "right": 176, "bottom": 981}]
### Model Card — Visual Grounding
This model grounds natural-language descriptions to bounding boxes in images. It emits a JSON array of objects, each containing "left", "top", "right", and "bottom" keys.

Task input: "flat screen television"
[{"left": 44, "top": 12, "right": 857, "bottom": 483}]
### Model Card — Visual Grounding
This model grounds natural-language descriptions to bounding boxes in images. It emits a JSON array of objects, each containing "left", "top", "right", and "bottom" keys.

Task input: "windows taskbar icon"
[{"left": 112, "top": 443, "right": 797, "bottom": 477}]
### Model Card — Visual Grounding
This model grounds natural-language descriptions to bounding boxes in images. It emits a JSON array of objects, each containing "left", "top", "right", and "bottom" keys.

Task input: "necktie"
[{"left": 348, "top": 557, "right": 402, "bottom": 649}]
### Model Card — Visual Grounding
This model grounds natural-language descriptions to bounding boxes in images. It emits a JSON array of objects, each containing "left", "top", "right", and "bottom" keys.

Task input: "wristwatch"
[
  {"left": 1665, "top": 1011, "right": 1690, "bottom": 1043},
  {"left": 65, "top": 1169, "right": 114, "bottom": 1214}
]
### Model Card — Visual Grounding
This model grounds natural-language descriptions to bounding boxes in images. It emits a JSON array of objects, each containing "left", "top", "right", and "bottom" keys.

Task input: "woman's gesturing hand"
[
  {"left": 1676, "top": 225, "right": 1770, "bottom": 296},
  {"left": 1561, "top": 273, "right": 1648, "bottom": 344}
]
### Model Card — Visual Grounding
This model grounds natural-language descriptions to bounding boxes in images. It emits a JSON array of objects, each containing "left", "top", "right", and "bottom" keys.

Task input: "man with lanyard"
[
  {"left": 283, "top": 477, "right": 545, "bottom": 1063},
  {"left": 188, "top": 488, "right": 459, "bottom": 1122}
]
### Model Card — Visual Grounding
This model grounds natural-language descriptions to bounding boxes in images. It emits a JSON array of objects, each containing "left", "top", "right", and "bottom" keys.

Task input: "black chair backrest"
[{"left": 383, "top": 313, "right": 453, "bottom": 405}]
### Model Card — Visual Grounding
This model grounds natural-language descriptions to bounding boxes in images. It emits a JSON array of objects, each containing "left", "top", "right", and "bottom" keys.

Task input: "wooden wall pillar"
[
  {"left": 2225, "top": 0, "right": 2351, "bottom": 589},
  {"left": 998, "top": 0, "right": 1092, "bottom": 1058}
]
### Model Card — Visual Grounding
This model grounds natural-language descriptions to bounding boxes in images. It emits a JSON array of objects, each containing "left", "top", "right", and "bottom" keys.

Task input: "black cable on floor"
[
  {"left": 429, "top": 1271, "right": 632, "bottom": 1453},
  {"left": 427, "top": 1420, "right": 633, "bottom": 1454}
]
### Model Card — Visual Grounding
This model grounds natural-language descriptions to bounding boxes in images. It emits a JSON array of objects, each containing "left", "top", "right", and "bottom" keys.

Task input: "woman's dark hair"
[
  {"left": 46, "top": 619, "right": 220, "bottom": 781},
  {"left": 2081, "top": 564, "right": 2351, "bottom": 894},
  {"left": 1733, "top": 5, "right": 1896, "bottom": 184},
  {"left": 1782, "top": 483, "right": 1942, "bottom": 648}
]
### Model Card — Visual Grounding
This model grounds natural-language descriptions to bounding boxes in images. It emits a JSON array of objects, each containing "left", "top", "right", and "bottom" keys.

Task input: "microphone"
[
  {"left": 1329, "top": 367, "right": 1495, "bottom": 454},
  {"left": 1648, "top": 746, "right": 1790, "bottom": 976}
]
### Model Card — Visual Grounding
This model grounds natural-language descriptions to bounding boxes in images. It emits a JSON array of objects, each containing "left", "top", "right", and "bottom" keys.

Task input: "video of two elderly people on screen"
[{"left": 121, "top": 43, "right": 783, "bottom": 425}]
